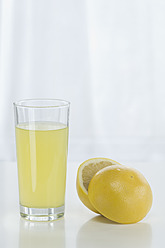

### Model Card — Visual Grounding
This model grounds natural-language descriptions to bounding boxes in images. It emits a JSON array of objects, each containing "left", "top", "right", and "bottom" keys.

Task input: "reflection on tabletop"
[
  {"left": 76, "top": 216, "right": 152, "bottom": 248},
  {"left": 19, "top": 218, "right": 65, "bottom": 248}
]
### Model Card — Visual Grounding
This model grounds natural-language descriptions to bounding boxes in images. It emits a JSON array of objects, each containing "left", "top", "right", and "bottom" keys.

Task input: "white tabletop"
[{"left": 0, "top": 161, "right": 163, "bottom": 248}]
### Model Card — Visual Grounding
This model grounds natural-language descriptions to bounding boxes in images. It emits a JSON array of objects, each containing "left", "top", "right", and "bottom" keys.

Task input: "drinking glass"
[{"left": 14, "top": 99, "right": 70, "bottom": 221}]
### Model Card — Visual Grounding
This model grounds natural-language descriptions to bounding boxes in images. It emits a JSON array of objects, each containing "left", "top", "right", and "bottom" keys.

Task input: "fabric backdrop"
[{"left": 0, "top": 0, "right": 165, "bottom": 162}]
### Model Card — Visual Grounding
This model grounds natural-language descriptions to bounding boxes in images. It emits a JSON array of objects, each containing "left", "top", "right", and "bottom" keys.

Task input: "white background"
[
  {"left": 0, "top": 2, "right": 164, "bottom": 246},
  {"left": 0, "top": 0, "right": 165, "bottom": 162}
]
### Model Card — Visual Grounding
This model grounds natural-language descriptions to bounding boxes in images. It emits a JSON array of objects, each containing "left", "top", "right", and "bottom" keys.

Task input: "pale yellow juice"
[{"left": 15, "top": 122, "right": 68, "bottom": 208}]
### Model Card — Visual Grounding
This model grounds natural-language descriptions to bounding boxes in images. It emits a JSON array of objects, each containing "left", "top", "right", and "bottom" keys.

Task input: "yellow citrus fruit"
[
  {"left": 76, "top": 158, "right": 121, "bottom": 213},
  {"left": 88, "top": 165, "right": 153, "bottom": 224}
]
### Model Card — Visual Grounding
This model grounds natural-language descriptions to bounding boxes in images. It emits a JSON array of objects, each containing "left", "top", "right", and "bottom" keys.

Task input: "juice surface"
[{"left": 16, "top": 122, "right": 68, "bottom": 208}]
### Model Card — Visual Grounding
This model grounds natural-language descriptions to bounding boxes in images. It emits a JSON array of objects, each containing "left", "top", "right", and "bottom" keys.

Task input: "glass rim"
[{"left": 13, "top": 98, "right": 70, "bottom": 109}]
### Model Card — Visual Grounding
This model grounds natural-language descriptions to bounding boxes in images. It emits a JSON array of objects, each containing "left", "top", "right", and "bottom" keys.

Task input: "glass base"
[{"left": 20, "top": 205, "right": 64, "bottom": 222}]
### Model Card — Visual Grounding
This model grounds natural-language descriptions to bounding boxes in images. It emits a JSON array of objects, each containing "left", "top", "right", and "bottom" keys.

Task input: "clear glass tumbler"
[{"left": 14, "top": 99, "right": 70, "bottom": 221}]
